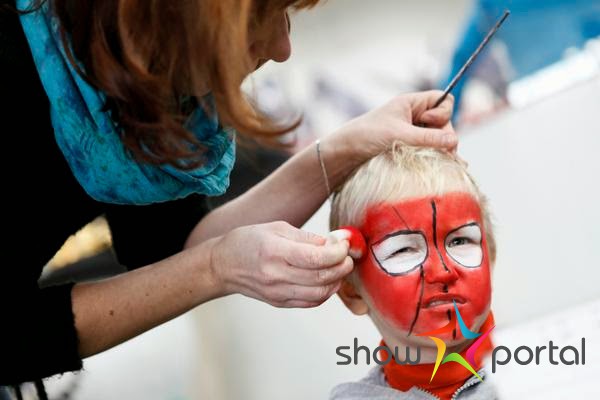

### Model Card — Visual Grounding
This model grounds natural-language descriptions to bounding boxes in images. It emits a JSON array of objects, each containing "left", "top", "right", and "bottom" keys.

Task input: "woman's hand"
[
  {"left": 208, "top": 221, "right": 353, "bottom": 308},
  {"left": 327, "top": 90, "right": 457, "bottom": 165},
  {"left": 184, "top": 91, "right": 457, "bottom": 256}
]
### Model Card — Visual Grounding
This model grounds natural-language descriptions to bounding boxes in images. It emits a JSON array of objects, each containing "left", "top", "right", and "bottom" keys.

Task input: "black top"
[{"left": 0, "top": 4, "right": 209, "bottom": 384}]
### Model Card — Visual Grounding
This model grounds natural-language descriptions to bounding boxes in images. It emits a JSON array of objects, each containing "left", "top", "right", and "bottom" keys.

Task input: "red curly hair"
[{"left": 14, "top": 0, "right": 321, "bottom": 168}]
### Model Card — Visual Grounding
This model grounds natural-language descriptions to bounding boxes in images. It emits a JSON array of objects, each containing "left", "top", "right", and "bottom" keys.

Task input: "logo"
[
  {"left": 416, "top": 301, "right": 494, "bottom": 382},
  {"left": 335, "top": 309, "right": 586, "bottom": 373}
]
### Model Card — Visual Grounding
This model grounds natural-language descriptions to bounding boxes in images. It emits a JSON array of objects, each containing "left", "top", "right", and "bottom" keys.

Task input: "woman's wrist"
[
  {"left": 192, "top": 235, "right": 231, "bottom": 300},
  {"left": 318, "top": 132, "right": 363, "bottom": 192},
  {"left": 316, "top": 91, "right": 458, "bottom": 193},
  {"left": 184, "top": 236, "right": 231, "bottom": 304}
]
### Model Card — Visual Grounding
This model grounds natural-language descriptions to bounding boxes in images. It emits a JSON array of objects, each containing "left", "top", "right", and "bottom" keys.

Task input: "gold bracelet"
[{"left": 315, "top": 139, "right": 331, "bottom": 197}]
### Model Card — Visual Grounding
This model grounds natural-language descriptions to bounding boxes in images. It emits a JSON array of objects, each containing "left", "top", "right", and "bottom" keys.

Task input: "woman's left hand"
[{"left": 325, "top": 90, "right": 457, "bottom": 166}]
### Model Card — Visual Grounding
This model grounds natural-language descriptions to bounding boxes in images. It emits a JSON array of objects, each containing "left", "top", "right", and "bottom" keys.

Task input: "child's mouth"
[{"left": 423, "top": 294, "right": 466, "bottom": 308}]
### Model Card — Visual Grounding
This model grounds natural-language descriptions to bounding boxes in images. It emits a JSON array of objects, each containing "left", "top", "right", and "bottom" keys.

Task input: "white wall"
[
  {"left": 459, "top": 77, "right": 600, "bottom": 325},
  {"left": 191, "top": 75, "right": 600, "bottom": 400}
]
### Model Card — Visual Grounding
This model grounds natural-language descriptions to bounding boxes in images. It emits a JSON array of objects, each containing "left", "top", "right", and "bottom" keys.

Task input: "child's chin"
[{"left": 414, "top": 309, "right": 456, "bottom": 331}]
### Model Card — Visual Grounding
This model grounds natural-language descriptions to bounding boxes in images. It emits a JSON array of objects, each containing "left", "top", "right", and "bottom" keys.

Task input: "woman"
[{"left": 0, "top": 0, "right": 456, "bottom": 392}]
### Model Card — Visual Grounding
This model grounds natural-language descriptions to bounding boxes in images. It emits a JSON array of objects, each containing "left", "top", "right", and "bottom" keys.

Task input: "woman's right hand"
[{"left": 208, "top": 221, "right": 353, "bottom": 308}]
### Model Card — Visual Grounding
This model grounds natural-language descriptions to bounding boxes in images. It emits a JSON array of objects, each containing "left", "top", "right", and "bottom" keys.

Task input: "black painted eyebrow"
[
  {"left": 371, "top": 229, "right": 424, "bottom": 246},
  {"left": 445, "top": 222, "right": 481, "bottom": 238}
]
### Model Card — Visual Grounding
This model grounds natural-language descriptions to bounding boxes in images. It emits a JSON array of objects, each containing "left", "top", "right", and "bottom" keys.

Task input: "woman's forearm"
[
  {"left": 186, "top": 91, "right": 457, "bottom": 247},
  {"left": 186, "top": 137, "right": 355, "bottom": 246},
  {"left": 72, "top": 237, "right": 221, "bottom": 358}
]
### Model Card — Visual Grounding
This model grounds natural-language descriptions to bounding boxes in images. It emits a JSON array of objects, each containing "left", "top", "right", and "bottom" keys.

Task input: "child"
[{"left": 329, "top": 144, "right": 498, "bottom": 399}]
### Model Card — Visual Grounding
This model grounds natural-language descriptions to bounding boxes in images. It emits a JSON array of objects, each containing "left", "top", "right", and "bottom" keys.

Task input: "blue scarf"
[{"left": 18, "top": 0, "right": 236, "bottom": 205}]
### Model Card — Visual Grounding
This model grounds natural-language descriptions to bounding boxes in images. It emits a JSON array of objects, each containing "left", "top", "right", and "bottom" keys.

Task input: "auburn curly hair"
[{"left": 10, "top": 0, "right": 321, "bottom": 168}]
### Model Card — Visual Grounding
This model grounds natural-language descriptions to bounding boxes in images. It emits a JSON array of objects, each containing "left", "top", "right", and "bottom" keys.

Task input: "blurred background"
[{"left": 39, "top": 0, "right": 600, "bottom": 399}]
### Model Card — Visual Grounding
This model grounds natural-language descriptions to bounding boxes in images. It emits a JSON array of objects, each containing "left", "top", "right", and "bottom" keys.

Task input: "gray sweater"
[{"left": 330, "top": 367, "right": 498, "bottom": 400}]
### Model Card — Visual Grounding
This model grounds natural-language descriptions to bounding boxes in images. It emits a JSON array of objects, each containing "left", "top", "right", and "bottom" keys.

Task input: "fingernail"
[{"left": 327, "top": 229, "right": 351, "bottom": 244}]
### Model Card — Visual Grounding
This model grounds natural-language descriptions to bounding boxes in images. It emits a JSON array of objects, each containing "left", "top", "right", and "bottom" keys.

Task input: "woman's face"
[
  {"left": 248, "top": 9, "right": 292, "bottom": 71},
  {"left": 358, "top": 192, "right": 492, "bottom": 343}
]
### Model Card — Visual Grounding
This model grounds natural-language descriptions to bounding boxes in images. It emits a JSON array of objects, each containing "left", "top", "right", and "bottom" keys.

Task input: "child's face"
[{"left": 358, "top": 192, "right": 491, "bottom": 343}]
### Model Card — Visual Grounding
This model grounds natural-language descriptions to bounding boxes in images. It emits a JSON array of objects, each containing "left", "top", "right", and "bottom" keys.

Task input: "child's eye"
[
  {"left": 372, "top": 232, "right": 427, "bottom": 275},
  {"left": 444, "top": 223, "right": 483, "bottom": 268},
  {"left": 388, "top": 247, "right": 413, "bottom": 258},
  {"left": 448, "top": 237, "right": 470, "bottom": 247}
]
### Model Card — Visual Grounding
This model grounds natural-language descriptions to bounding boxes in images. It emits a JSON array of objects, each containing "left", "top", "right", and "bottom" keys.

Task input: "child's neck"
[{"left": 378, "top": 313, "right": 496, "bottom": 399}]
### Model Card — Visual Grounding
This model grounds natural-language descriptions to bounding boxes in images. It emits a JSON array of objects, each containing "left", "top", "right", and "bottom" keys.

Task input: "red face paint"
[
  {"left": 358, "top": 192, "right": 491, "bottom": 340},
  {"left": 338, "top": 226, "right": 367, "bottom": 260}
]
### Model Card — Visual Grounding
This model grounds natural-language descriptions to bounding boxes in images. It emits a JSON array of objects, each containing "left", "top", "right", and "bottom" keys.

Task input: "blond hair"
[{"left": 330, "top": 143, "right": 496, "bottom": 263}]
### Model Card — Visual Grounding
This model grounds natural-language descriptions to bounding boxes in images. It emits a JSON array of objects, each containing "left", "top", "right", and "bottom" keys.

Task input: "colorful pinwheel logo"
[{"left": 417, "top": 301, "right": 495, "bottom": 382}]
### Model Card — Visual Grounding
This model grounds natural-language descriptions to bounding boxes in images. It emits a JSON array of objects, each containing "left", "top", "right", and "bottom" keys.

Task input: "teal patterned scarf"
[{"left": 18, "top": 0, "right": 236, "bottom": 204}]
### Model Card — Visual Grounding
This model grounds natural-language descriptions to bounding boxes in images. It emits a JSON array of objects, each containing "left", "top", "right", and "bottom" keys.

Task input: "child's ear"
[{"left": 337, "top": 279, "right": 369, "bottom": 316}]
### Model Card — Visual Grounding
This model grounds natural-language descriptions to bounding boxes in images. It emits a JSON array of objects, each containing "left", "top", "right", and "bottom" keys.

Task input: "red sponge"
[{"left": 328, "top": 226, "right": 367, "bottom": 261}]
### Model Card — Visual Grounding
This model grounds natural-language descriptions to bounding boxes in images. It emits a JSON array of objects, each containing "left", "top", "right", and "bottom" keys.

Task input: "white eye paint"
[
  {"left": 444, "top": 224, "right": 483, "bottom": 268},
  {"left": 372, "top": 232, "right": 427, "bottom": 275}
]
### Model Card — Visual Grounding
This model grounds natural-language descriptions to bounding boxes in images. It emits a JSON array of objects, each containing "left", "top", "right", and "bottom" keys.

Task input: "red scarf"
[{"left": 381, "top": 313, "right": 495, "bottom": 400}]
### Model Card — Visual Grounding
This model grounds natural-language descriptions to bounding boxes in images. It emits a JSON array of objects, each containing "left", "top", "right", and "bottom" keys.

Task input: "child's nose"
[{"left": 424, "top": 247, "right": 458, "bottom": 285}]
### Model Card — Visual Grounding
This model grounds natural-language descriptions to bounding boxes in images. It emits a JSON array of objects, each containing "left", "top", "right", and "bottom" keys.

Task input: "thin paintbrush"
[{"left": 432, "top": 9, "right": 511, "bottom": 109}]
